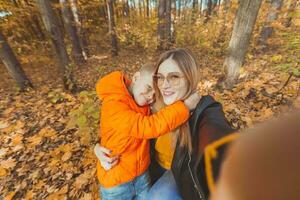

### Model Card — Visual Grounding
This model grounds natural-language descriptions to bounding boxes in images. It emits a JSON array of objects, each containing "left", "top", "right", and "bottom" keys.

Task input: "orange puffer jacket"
[{"left": 96, "top": 71, "right": 189, "bottom": 188}]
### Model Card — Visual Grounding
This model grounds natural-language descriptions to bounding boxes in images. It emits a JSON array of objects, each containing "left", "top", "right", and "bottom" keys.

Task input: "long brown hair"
[{"left": 153, "top": 48, "right": 201, "bottom": 152}]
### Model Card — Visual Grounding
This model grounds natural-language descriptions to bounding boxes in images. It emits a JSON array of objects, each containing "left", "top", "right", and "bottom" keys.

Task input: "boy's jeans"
[{"left": 100, "top": 171, "right": 151, "bottom": 200}]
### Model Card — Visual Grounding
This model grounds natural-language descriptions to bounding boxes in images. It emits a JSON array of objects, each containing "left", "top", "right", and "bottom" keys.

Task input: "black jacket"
[{"left": 171, "top": 95, "right": 236, "bottom": 200}]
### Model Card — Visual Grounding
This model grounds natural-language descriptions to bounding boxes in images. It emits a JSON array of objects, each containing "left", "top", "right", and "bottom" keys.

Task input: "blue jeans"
[
  {"left": 147, "top": 170, "right": 183, "bottom": 200},
  {"left": 100, "top": 171, "right": 151, "bottom": 200}
]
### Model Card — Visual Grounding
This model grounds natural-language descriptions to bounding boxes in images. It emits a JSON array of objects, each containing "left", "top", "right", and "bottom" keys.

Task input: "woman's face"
[{"left": 156, "top": 58, "right": 188, "bottom": 105}]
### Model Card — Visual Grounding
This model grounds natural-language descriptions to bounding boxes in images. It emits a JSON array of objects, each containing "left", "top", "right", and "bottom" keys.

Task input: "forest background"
[{"left": 0, "top": 0, "right": 299, "bottom": 199}]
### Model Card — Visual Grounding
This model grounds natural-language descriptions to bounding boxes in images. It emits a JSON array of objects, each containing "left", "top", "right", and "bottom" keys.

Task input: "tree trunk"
[
  {"left": 258, "top": 0, "right": 282, "bottom": 45},
  {"left": 12, "top": 0, "right": 19, "bottom": 7},
  {"left": 138, "top": 0, "right": 142, "bottom": 16},
  {"left": 99, "top": 2, "right": 107, "bottom": 18},
  {"left": 146, "top": 0, "right": 150, "bottom": 17},
  {"left": 224, "top": 0, "right": 231, "bottom": 11},
  {"left": 107, "top": 0, "right": 118, "bottom": 56},
  {"left": 69, "top": 0, "right": 89, "bottom": 58},
  {"left": 284, "top": 0, "right": 297, "bottom": 27},
  {"left": 126, "top": 0, "right": 130, "bottom": 17},
  {"left": 171, "top": 0, "right": 176, "bottom": 43},
  {"left": 192, "top": 0, "right": 198, "bottom": 21},
  {"left": 165, "top": 0, "right": 172, "bottom": 49},
  {"left": 157, "top": 0, "right": 166, "bottom": 50},
  {"left": 223, "top": 0, "right": 262, "bottom": 88},
  {"left": 36, "top": 0, "right": 76, "bottom": 91},
  {"left": 25, "top": 18, "right": 41, "bottom": 39},
  {"left": 178, "top": 0, "right": 181, "bottom": 18},
  {"left": 199, "top": 0, "right": 202, "bottom": 14},
  {"left": 0, "top": 32, "right": 32, "bottom": 91},
  {"left": 60, "top": 0, "right": 85, "bottom": 64},
  {"left": 31, "top": 15, "right": 46, "bottom": 40},
  {"left": 204, "top": 0, "right": 212, "bottom": 23},
  {"left": 193, "top": 0, "right": 198, "bottom": 12}
]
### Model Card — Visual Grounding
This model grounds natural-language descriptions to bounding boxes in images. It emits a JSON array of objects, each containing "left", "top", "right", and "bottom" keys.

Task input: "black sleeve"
[
  {"left": 197, "top": 102, "right": 235, "bottom": 152},
  {"left": 196, "top": 102, "right": 236, "bottom": 197}
]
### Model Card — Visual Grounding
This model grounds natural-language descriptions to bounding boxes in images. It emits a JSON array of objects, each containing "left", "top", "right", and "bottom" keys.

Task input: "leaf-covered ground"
[{"left": 1, "top": 22, "right": 300, "bottom": 200}]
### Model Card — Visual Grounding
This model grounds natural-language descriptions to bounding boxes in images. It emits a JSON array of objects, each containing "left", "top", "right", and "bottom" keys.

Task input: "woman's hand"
[
  {"left": 94, "top": 143, "right": 119, "bottom": 170},
  {"left": 184, "top": 91, "right": 201, "bottom": 111}
]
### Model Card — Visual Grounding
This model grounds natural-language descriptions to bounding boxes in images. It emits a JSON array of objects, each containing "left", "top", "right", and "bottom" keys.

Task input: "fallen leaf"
[
  {"left": 57, "top": 185, "right": 68, "bottom": 195},
  {"left": 0, "top": 148, "right": 7, "bottom": 158},
  {"left": 0, "top": 167, "right": 7, "bottom": 176},
  {"left": 27, "top": 135, "right": 43, "bottom": 147},
  {"left": 35, "top": 180, "right": 46, "bottom": 190},
  {"left": 61, "top": 152, "right": 72, "bottom": 162},
  {"left": 0, "top": 121, "right": 10, "bottom": 129},
  {"left": 25, "top": 190, "right": 34, "bottom": 200},
  {"left": 4, "top": 191, "right": 16, "bottom": 200},
  {"left": 2, "top": 107, "right": 14, "bottom": 116},
  {"left": 11, "top": 134, "right": 23, "bottom": 146},
  {"left": 1, "top": 158, "right": 16, "bottom": 169},
  {"left": 74, "top": 172, "right": 89, "bottom": 190},
  {"left": 80, "top": 193, "right": 92, "bottom": 200},
  {"left": 38, "top": 127, "right": 57, "bottom": 138}
]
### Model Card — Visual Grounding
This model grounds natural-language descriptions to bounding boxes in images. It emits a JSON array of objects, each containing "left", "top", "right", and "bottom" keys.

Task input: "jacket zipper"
[{"left": 188, "top": 152, "right": 205, "bottom": 199}]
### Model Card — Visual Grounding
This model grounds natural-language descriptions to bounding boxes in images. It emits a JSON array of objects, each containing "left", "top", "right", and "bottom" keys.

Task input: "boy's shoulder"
[
  {"left": 96, "top": 71, "right": 132, "bottom": 101},
  {"left": 102, "top": 71, "right": 124, "bottom": 80}
]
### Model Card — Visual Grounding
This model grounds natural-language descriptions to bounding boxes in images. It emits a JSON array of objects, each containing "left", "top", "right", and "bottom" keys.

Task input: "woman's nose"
[{"left": 161, "top": 78, "right": 171, "bottom": 89}]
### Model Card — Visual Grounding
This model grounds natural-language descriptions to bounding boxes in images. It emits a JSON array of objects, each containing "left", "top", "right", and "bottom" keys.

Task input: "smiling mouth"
[{"left": 162, "top": 91, "right": 175, "bottom": 97}]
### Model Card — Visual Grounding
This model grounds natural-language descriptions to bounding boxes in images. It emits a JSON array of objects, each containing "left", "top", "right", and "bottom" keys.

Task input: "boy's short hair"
[{"left": 139, "top": 63, "right": 155, "bottom": 76}]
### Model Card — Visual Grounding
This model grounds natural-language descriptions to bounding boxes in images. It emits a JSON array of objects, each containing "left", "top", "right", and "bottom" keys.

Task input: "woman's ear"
[{"left": 132, "top": 72, "right": 141, "bottom": 83}]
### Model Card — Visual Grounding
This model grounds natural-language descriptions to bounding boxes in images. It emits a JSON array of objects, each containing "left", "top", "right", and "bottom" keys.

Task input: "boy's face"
[{"left": 132, "top": 71, "right": 155, "bottom": 106}]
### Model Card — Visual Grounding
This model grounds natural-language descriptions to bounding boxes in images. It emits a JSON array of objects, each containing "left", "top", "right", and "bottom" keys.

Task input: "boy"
[{"left": 95, "top": 64, "right": 199, "bottom": 200}]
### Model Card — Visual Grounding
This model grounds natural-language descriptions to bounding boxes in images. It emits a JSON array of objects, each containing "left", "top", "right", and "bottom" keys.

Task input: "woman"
[{"left": 95, "top": 48, "right": 236, "bottom": 200}]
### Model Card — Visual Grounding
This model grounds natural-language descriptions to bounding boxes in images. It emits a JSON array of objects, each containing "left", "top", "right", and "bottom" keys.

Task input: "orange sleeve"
[{"left": 103, "top": 100, "right": 190, "bottom": 139}]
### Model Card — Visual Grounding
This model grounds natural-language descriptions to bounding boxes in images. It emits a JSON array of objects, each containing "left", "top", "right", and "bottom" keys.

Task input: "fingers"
[
  {"left": 99, "top": 146, "right": 112, "bottom": 155},
  {"left": 101, "top": 156, "right": 119, "bottom": 171},
  {"left": 109, "top": 157, "right": 119, "bottom": 167},
  {"left": 102, "top": 162, "right": 113, "bottom": 171},
  {"left": 94, "top": 143, "right": 120, "bottom": 170},
  {"left": 102, "top": 155, "right": 119, "bottom": 163}
]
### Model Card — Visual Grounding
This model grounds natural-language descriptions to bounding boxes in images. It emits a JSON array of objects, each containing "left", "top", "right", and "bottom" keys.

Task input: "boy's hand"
[
  {"left": 184, "top": 91, "right": 201, "bottom": 111},
  {"left": 94, "top": 143, "right": 119, "bottom": 171}
]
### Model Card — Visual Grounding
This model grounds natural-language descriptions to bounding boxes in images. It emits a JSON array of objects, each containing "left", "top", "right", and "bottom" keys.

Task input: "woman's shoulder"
[{"left": 193, "top": 95, "right": 221, "bottom": 115}]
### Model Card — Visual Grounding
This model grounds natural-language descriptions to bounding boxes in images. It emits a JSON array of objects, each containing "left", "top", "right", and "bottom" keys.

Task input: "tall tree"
[
  {"left": 223, "top": 0, "right": 231, "bottom": 11},
  {"left": 284, "top": 0, "right": 297, "bottom": 27},
  {"left": 258, "top": 0, "right": 282, "bottom": 45},
  {"left": 107, "top": 0, "right": 118, "bottom": 56},
  {"left": 122, "top": 0, "right": 130, "bottom": 17},
  {"left": 36, "top": 0, "right": 76, "bottom": 91},
  {"left": 204, "top": 0, "right": 212, "bottom": 23},
  {"left": 157, "top": 0, "right": 172, "bottom": 50},
  {"left": 60, "top": 0, "right": 86, "bottom": 64},
  {"left": 199, "top": 0, "right": 203, "bottom": 14},
  {"left": 0, "top": 31, "right": 32, "bottom": 91},
  {"left": 223, "top": 0, "right": 262, "bottom": 88},
  {"left": 165, "top": 0, "right": 172, "bottom": 48},
  {"left": 192, "top": 0, "right": 198, "bottom": 20},
  {"left": 99, "top": 1, "right": 107, "bottom": 18},
  {"left": 69, "top": 0, "right": 89, "bottom": 58},
  {"left": 157, "top": 0, "right": 166, "bottom": 50},
  {"left": 171, "top": 0, "right": 176, "bottom": 43},
  {"left": 146, "top": 0, "right": 150, "bottom": 17},
  {"left": 138, "top": 0, "right": 142, "bottom": 16},
  {"left": 177, "top": 0, "right": 181, "bottom": 18},
  {"left": 31, "top": 15, "right": 46, "bottom": 40}
]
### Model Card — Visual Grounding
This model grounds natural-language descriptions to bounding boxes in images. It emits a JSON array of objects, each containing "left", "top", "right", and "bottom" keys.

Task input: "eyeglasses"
[{"left": 154, "top": 73, "right": 184, "bottom": 86}]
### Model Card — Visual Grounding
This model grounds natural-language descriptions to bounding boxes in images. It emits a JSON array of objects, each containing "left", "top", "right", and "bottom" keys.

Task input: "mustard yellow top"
[{"left": 155, "top": 132, "right": 175, "bottom": 170}]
